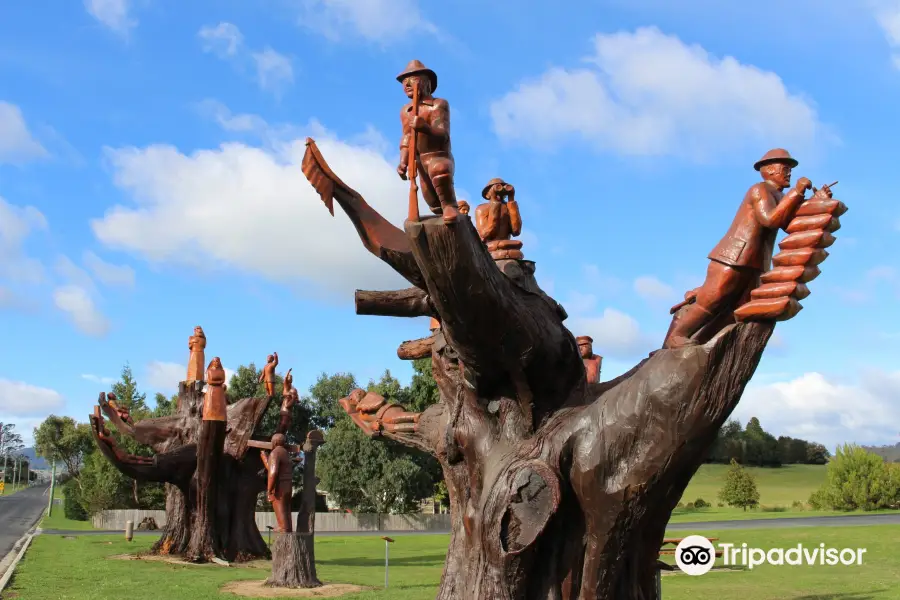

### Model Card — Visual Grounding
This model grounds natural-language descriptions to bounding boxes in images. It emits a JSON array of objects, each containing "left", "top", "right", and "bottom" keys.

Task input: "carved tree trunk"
[
  {"left": 300, "top": 140, "right": 780, "bottom": 600},
  {"left": 267, "top": 533, "right": 320, "bottom": 588},
  {"left": 89, "top": 382, "right": 272, "bottom": 563}
]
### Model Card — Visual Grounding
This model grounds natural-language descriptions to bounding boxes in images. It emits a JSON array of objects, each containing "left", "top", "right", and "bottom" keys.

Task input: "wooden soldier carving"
[
  {"left": 260, "top": 433, "right": 294, "bottom": 533},
  {"left": 189, "top": 356, "right": 228, "bottom": 560},
  {"left": 257, "top": 352, "right": 278, "bottom": 398},
  {"left": 576, "top": 336, "right": 602, "bottom": 384},
  {"left": 340, "top": 389, "right": 419, "bottom": 436},
  {"left": 105, "top": 392, "right": 134, "bottom": 426},
  {"left": 458, "top": 200, "right": 470, "bottom": 216},
  {"left": 396, "top": 59, "right": 460, "bottom": 223},
  {"left": 475, "top": 178, "right": 524, "bottom": 260},
  {"left": 187, "top": 326, "right": 206, "bottom": 382},
  {"left": 664, "top": 149, "right": 820, "bottom": 349}
]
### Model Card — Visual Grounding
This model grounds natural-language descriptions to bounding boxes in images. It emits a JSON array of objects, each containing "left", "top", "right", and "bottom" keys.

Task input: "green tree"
[
  {"left": 718, "top": 459, "right": 760, "bottom": 511},
  {"left": 808, "top": 444, "right": 898, "bottom": 510},
  {"left": 316, "top": 369, "right": 443, "bottom": 513},
  {"left": 110, "top": 364, "right": 149, "bottom": 416},
  {"left": 33, "top": 416, "right": 93, "bottom": 480},
  {"left": 0, "top": 423, "right": 24, "bottom": 459},
  {"left": 806, "top": 442, "right": 830, "bottom": 465},
  {"left": 151, "top": 392, "right": 178, "bottom": 417},
  {"left": 306, "top": 371, "right": 358, "bottom": 429}
]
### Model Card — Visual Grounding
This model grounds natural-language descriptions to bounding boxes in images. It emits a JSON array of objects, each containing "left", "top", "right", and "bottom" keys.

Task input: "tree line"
[
  {"left": 705, "top": 416, "right": 830, "bottom": 467},
  {"left": 34, "top": 359, "right": 444, "bottom": 520}
]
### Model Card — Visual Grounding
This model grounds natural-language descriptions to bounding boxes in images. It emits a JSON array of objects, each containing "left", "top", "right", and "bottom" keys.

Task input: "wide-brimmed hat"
[
  {"left": 481, "top": 177, "right": 508, "bottom": 199},
  {"left": 396, "top": 60, "right": 437, "bottom": 92},
  {"left": 754, "top": 148, "right": 798, "bottom": 171}
]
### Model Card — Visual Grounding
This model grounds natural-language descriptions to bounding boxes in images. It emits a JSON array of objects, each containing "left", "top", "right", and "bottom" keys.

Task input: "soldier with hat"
[
  {"left": 475, "top": 177, "right": 524, "bottom": 260},
  {"left": 396, "top": 60, "right": 460, "bottom": 223},
  {"left": 663, "top": 148, "right": 817, "bottom": 349},
  {"left": 576, "top": 336, "right": 602, "bottom": 384}
]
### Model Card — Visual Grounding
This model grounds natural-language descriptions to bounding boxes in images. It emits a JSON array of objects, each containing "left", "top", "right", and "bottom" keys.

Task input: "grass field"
[
  {"left": 680, "top": 463, "right": 826, "bottom": 507},
  {"left": 8, "top": 525, "right": 899, "bottom": 599}
]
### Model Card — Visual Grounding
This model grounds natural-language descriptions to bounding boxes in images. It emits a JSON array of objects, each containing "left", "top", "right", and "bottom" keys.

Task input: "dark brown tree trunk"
[
  {"left": 90, "top": 383, "right": 272, "bottom": 564},
  {"left": 187, "top": 420, "right": 226, "bottom": 562},
  {"left": 267, "top": 533, "right": 320, "bottom": 588},
  {"left": 300, "top": 141, "right": 781, "bottom": 599}
]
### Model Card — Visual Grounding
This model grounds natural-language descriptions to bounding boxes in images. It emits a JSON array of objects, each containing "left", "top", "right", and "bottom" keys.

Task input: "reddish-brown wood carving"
[{"left": 298, "top": 63, "right": 846, "bottom": 599}]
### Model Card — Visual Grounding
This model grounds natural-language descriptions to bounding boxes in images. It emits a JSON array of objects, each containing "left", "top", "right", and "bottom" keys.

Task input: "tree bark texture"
[
  {"left": 90, "top": 381, "right": 272, "bottom": 563},
  {"left": 266, "top": 533, "right": 321, "bottom": 588},
  {"left": 300, "top": 140, "right": 780, "bottom": 600},
  {"left": 355, "top": 287, "right": 434, "bottom": 318}
]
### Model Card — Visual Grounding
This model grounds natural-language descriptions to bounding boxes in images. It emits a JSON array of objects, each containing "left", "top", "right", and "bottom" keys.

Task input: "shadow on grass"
[
  {"left": 791, "top": 593, "right": 878, "bottom": 600},
  {"left": 317, "top": 553, "right": 447, "bottom": 568}
]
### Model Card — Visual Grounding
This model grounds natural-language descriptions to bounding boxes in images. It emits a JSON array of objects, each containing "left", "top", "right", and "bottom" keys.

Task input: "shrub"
[
  {"left": 717, "top": 502, "right": 724, "bottom": 507},
  {"left": 693, "top": 498, "right": 708, "bottom": 508},
  {"left": 684, "top": 502, "right": 695, "bottom": 510},
  {"left": 718, "top": 458, "right": 760, "bottom": 511},
  {"left": 808, "top": 444, "right": 900, "bottom": 511},
  {"left": 63, "top": 480, "right": 88, "bottom": 521},
  {"left": 761, "top": 505, "right": 787, "bottom": 512},
  {"left": 792, "top": 500, "right": 805, "bottom": 510}
]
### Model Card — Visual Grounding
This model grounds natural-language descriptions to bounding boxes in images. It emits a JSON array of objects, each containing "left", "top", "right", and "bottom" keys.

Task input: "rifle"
[{"left": 407, "top": 80, "right": 420, "bottom": 222}]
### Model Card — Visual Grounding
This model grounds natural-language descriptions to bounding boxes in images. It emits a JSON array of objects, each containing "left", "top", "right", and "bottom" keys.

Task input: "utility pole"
[
  {"left": 47, "top": 462, "right": 57, "bottom": 516},
  {"left": 0, "top": 428, "right": 5, "bottom": 496},
  {"left": 12, "top": 455, "right": 19, "bottom": 490}
]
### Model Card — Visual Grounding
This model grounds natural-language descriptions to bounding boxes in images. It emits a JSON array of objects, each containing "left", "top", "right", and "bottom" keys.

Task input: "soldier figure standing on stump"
[
  {"left": 261, "top": 433, "right": 294, "bottom": 533},
  {"left": 396, "top": 60, "right": 460, "bottom": 224},
  {"left": 664, "top": 149, "right": 821, "bottom": 349}
]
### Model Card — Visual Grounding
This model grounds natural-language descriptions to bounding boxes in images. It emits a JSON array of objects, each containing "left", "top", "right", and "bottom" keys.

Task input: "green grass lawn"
[
  {"left": 8, "top": 526, "right": 899, "bottom": 599},
  {"left": 39, "top": 508, "right": 96, "bottom": 531},
  {"left": 680, "top": 463, "right": 825, "bottom": 507}
]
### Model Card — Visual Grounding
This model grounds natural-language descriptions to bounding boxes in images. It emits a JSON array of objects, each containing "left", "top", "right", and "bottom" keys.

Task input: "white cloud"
[
  {"left": 736, "top": 370, "right": 900, "bottom": 450},
  {"left": 53, "top": 284, "right": 110, "bottom": 337},
  {"left": 0, "top": 379, "right": 64, "bottom": 416},
  {"left": 84, "top": 0, "right": 136, "bottom": 36},
  {"left": 145, "top": 360, "right": 234, "bottom": 392},
  {"left": 252, "top": 48, "right": 294, "bottom": 94},
  {"left": 0, "top": 102, "right": 48, "bottom": 164},
  {"left": 873, "top": 1, "right": 900, "bottom": 68},
  {"left": 568, "top": 308, "right": 657, "bottom": 359},
  {"left": 198, "top": 23, "right": 293, "bottom": 95},
  {"left": 583, "top": 264, "right": 625, "bottom": 296},
  {"left": 55, "top": 255, "right": 95, "bottom": 291},
  {"left": 298, "top": 0, "right": 436, "bottom": 43},
  {"left": 83, "top": 251, "right": 135, "bottom": 287},
  {"left": 490, "top": 27, "right": 826, "bottom": 160},
  {"left": 0, "top": 196, "right": 47, "bottom": 285},
  {"left": 81, "top": 374, "right": 115, "bottom": 385},
  {"left": 90, "top": 111, "right": 413, "bottom": 296},
  {"left": 565, "top": 291, "right": 597, "bottom": 314},
  {"left": 198, "top": 22, "right": 244, "bottom": 57},
  {"left": 633, "top": 275, "right": 676, "bottom": 303}
]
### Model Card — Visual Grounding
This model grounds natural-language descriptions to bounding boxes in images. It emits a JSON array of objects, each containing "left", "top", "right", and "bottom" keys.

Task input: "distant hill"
[
  {"left": 863, "top": 443, "right": 900, "bottom": 463},
  {"left": 20, "top": 448, "right": 49, "bottom": 470}
]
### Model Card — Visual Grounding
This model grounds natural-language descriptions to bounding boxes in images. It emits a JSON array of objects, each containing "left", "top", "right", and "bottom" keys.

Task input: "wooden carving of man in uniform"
[
  {"left": 576, "top": 336, "right": 602, "bottom": 384},
  {"left": 187, "top": 326, "right": 206, "bottom": 382},
  {"left": 261, "top": 433, "right": 294, "bottom": 533},
  {"left": 475, "top": 178, "right": 523, "bottom": 260},
  {"left": 664, "top": 149, "right": 814, "bottom": 349},
  {"left": 396, "top": 60, "right": 460, "bottom": 223},
  {"left": 257, "top": 352, "right": 278, "bottom": 398}
]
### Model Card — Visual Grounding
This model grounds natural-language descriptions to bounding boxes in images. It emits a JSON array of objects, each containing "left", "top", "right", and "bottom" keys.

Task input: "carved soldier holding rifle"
[
  {"left": 397, "top": 59, "right": 459, "bottom": 224},
  {"left": 664, "top": 148, "right": 834, "bottom": 349},
  {"left": 260, "top": 433, "right": 294, "bottom": 533}
]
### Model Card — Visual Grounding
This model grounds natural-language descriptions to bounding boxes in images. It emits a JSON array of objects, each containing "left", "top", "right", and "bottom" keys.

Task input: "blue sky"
[{"left": 1, "top": 0, "right": 898, "bottom": 451}]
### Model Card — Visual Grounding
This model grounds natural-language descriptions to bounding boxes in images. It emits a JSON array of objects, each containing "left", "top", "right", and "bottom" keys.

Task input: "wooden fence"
[{"left": 91, "top": 510, "right": 451, "bottom": 533}]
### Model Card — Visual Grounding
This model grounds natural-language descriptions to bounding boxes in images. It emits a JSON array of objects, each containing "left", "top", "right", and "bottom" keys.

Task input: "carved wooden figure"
[
  {"left": 474, "top": 178, "right": 524, "bottom": 260},
  {"left": 576, "top": 335, "right": 602, "bottom": 384},
  {"left": 260, "top": 433, "right": 294, "bottom": 533},
  {"left": 297, "top": 62, "right": 849, "bottom": 599},
  {"left": 258, "top": 352, "right": 279, "bottom": 397},
  {"left": 458, "top": 200, "right": 470, "bottom": 216},
  {"left": 664, "top": 149, "right": 828, "bottom": 348},
  {"left": 187, "top": 326, "right": 206, "bottom": 382},
  {"left": 396, "top": 60, "right": 459, "bottom": 223},
  {"left": 105, "top": 393, "right": 134, "bottom": 426}
]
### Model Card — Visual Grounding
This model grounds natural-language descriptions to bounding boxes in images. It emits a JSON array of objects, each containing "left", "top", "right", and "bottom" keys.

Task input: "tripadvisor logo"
[{"left": 674, "top": 535, "right": 868, "bottom": 575}]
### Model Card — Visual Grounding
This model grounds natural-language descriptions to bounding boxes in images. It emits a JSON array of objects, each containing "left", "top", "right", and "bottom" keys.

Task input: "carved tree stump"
[
  {"left": 300, "top": 139, "right": 786, "bottom": 599},
  {"left": 266, "top": 533, "right": 321, "bottom": 588},
  {"left": 90, "top": 381, "right": 272, "bottom": 563}
]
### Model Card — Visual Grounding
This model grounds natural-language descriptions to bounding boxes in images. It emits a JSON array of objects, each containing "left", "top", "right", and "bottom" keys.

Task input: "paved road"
[
  {"left": 39, "top": 512, "right": 900, "bottom": 537},
  {"left": 0, "top": 485, "right": 49, "bottom": 557}
]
